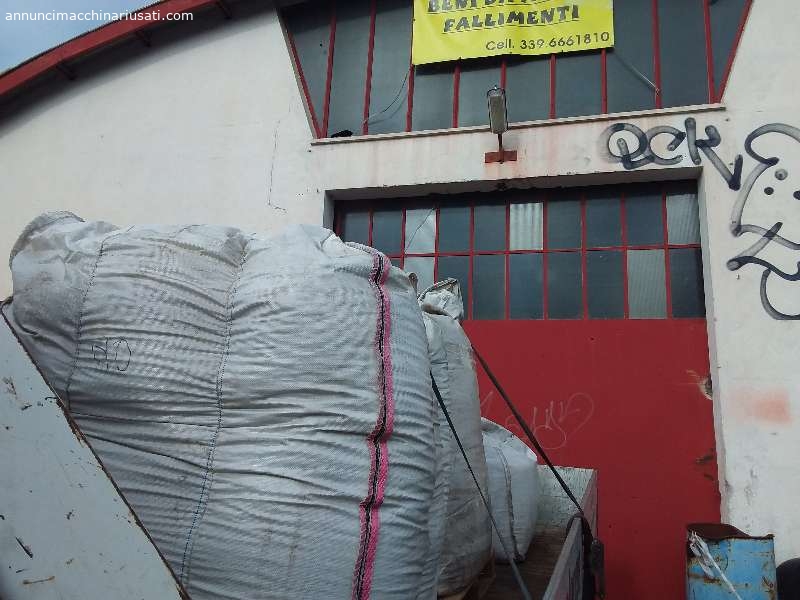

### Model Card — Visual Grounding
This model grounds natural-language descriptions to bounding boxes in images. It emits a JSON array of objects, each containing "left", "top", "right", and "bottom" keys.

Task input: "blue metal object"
[{"left": 687, "top": 523, "right": 777, "bottom": 600}]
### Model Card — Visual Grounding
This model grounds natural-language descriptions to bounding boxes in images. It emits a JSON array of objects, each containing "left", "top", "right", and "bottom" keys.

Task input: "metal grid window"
[
  {"left": 336, "top": 182, "right": 705, "bottom": 320},
  {"left": 283, "top": 0, "right": 752, "bottom": 137}
]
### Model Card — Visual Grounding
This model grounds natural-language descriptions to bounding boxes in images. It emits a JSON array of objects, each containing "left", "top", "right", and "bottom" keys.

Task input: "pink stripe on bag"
[{"left": 352, "top": 251, "right": 395, "bottom": 600}]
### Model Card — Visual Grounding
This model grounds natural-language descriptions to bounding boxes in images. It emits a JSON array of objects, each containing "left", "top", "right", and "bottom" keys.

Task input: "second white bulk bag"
[
  {"left": 419, "top": 280, "right": 492, "bottom": 595},
  {"left": 482, "top": 418, "right": 540, "bottom": 562}
]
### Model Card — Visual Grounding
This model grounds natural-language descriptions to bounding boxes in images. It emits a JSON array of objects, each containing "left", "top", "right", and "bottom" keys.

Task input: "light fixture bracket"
[{"left": 485, "top": 86, "right": 516, "bottom": 163}]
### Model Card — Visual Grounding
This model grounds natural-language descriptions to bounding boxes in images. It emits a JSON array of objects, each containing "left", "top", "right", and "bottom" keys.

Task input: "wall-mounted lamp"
[{"left": 485, "top": 86, "right": 517, "bottom": 164}]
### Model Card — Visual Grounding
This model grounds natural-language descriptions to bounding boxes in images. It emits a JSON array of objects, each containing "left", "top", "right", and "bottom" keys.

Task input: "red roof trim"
[{"left": 0, "top": 0, "right": 218, "bottom": 98}]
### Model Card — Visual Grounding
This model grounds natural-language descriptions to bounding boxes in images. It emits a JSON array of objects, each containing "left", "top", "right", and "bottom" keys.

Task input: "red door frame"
[{"left": 336, "top": 182, "right": 721, "bottom": 599}]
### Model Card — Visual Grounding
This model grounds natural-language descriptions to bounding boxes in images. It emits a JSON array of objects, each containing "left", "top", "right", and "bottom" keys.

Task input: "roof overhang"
[{"left": 0, "top": 0, "right": 222, "bottom": 99}]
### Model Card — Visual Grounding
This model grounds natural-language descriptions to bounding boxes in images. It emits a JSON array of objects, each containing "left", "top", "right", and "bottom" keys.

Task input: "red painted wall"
[{"left": 465, "top": 319, "right": 720, "bottom": 600}]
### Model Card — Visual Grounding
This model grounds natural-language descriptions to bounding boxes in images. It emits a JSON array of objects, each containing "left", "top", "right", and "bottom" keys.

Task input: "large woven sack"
[
  {"left": 6, "top": 212, "right": 440, "bottom": 600},
  {"left": 482, "top": 418, "right": 540, "bottom": 562},
  {"left": 419, "top": 280, "right": 491, "bottom": 595}
]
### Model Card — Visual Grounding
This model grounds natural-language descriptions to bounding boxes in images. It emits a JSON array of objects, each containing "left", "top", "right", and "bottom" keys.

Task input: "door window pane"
[
  {"left": 556, "top": 51, "right": 602, "bottom": 118},
  {"left": 474, "top": 203, "right": 506, "bottom": 251},
  {"left": 586, "top": 193, "right": 621, "bottom": 248},
  {"left": 670, "top": 249, "right": 706, "bottom": 317},
  {"left": 473, "top": 255, "right": 505, "bottom": 319},
  {"left": 404, "top": 207, "right": 436, "bottom": 253},
  {"left": 509, "top": 202, "right": 543, "bottom": 250},
  {"left": 403, "top": 256, "right": 435, "bottom": 292},
  {"left": 710, "top": 0, "right": 749, "bottom": 101},
  {"left": 368, "top": 0, "right": 413, "bottom": 134},
  {"left": 607, "top": 0, "right": 656, "bottom": 112},
  {"left": 437, "top": 256, "right": 470, "bottom": 316},
  {"left": 337, "top": 180, "right": 703, "bottom": 322},
  {"left": 547, "top": 252, "right": 582, "bottom": 319},
  {"left": 372, "top": 209, "right": 402, "bottom": 255},
  {"left": 628, "top": 250, "right": 667, "bottom": 319},
  {"left": 458, "top": 60, "right": 501, "bottom": 127},
  {"left": 283, "top": 2, "right": 331, "bottom": 134},
  {"left": 510, "top": 254, "right": 543, "bottom": 319},
  {"left": 340, "top": 210, "right": 369, "bottom": 245},
  {"left": 327, "top": 0, "right": 371, "bottom": 136},
  {"left": 587, "top": 251, "right": 624, "bottom": 318},
  {"left": 412, "top": 63, "right": 453, "bottom": 131},
  {"left": 547, "top": 198, "right": 581, "bottom": 249},
  {"left": 506, "top": 55, "right": 550, "bottom": 123},
  {"left": 659, "top": 0, "right": 708, "bottom": 108},
  {"left": 626, "top": 187, "right": 664, "bottom": 246},
  {"left": 439, "top": 204, "right": 470, "bottom": 252},
  {"left": 667, "top": 186, "right": 701, "bottom": 245}
]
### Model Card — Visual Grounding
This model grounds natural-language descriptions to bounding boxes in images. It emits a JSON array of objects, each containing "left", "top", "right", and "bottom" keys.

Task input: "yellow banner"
[{"left": 412, "top": 0, "right": 615, "bottom": 65}]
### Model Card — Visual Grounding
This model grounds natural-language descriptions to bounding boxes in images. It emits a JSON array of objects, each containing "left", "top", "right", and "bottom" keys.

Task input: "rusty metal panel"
[{"left": 0, "top": 313, "right": 186, "bottom": 600}]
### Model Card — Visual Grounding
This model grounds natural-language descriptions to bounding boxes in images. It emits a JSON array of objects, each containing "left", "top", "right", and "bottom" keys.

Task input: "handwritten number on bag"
[{"left": 92, "top": 338, "right": 132, "bottom": 372}]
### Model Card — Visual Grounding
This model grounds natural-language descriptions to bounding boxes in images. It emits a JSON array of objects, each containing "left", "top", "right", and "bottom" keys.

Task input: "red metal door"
[
  {"left": 468, "top": 319, "right": 718, "bottom": 600},
  {"left": 337, "top": 181, "right": 720, "bottom": 599}
]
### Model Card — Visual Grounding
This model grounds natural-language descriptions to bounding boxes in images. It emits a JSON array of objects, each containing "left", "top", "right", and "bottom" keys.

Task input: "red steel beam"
[
  {"left": 651, "top": 0, "right": 663, "bottom": 108},
  {"left": 452, "top": 64, "right": 461, "bottom": 128},
  {"left": 702, "top": 0, "right": 715, "bottom": 104},
  {"left": 548, "top": 54, "right": 556, "bottom": 118},
  {"left": 405, "top": 62, "right": 415, "bottom": 132},
  {"left": 620, "top": 192, "right": 630, "bottom": 319},
  {"left": 0, "top": 0, "right": 217, "bottom": 98},
  {"left": 362, "top": 0, "right": 377, "bottom": 135},
  {"left": 504, "top": 200, "right": 511, "bottom": 320},
  {"left": 542, "top": 195, "right": 549, "bottom": 319},
  {"left": 580, "top": 195, "right": 588, "bottom": 320},
  {"left": 600, "top": 48, "right": 608, "bottom": 114},
  {"left": 405, "top": 13, "right": 415, "bottom": 133},
  {"left": 286, "top": 29, "right": 321, "bottom": 138},
  {"left": 662, "top": 186, "right": 673, "bottom": 318},
  {"left": 433, "top": 206, "right": 441, "bottom": 283},
  {"left": 468, "top": 202, "right": 475, "bottom": 320},
  {"left": 321, "top": 1, "right": 337, "bottom": 138}
]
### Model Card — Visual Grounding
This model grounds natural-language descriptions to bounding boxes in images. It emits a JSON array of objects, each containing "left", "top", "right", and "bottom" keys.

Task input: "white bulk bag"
[
  {"left": 482, "top": 418, "right": 540, "bottom": 562},
  {"left": 419, "top": 280, "right": 492, "bottom": 595},
  {"left": 6, "top": 212, "right": 440, "bottom": 600}
]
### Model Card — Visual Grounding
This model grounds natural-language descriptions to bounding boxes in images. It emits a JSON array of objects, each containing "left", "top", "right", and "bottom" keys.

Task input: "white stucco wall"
[
  {"left": 0, "top": 2, "right": 316, "bottom": 300},
  {"left": 697, "top": 0, "right": 800, "bottom": 564},
  {"left": 0, "top": 0, "right": 797, "bottom": 565}
]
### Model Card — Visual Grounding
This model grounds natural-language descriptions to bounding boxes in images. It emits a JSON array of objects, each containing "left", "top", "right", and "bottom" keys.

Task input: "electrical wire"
[{"left": 361, "top": 68, "right": 411, "bottom": 128}]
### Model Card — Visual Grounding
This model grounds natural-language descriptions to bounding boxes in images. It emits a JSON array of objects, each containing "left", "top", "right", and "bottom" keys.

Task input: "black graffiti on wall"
[
  {"left": 601, "top": 120, "right": 800, "bottom": 320},
  {"left": 602, "top": 118, "right": 744, "bottom": 190},
  {"left": 727, "top": 124, "right": 800, "bottom": 320}
]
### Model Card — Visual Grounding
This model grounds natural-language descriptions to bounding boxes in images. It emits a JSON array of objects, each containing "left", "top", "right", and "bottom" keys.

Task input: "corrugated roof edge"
[{"left": 0, "top": 0, "right": 219, "bottom": 99}]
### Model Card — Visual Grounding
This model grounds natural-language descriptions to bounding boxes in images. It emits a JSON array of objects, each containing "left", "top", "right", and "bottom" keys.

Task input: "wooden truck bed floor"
[{"left": 487, "top": 528, "right": 567, "bottom": 599}]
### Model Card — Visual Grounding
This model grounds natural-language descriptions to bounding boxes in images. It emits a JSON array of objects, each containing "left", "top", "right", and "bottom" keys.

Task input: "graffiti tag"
[
  {"left": 482, "top": 391, "right": 594, "bottom": 451},
  {"left": 602, "top": 117, "right": 743, "bottom": 190},
  {"left": 727, "top": 124, "right": 800, "bottom": 320},
  {"left": 601, "top": 120, "right": 800, "bottom": 320}
]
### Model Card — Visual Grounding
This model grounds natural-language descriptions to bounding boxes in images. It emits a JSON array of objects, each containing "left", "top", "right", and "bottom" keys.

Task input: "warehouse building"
[{"left": 0, "top": 0, "right": 795, "bottom": 597}]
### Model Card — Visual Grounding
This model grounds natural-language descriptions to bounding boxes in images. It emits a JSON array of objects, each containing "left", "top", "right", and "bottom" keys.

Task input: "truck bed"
[{"left": 487, "top": 466, "right": 598, "bottom": 600}]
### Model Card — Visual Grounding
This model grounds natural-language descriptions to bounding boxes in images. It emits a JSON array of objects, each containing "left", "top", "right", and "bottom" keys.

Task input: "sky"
[{"left": 0, "top": 0, "right": 152, "bottom": 73}]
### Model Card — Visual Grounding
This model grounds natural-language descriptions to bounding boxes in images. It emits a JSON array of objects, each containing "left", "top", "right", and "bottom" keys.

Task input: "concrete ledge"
[{"left": 311, "top": 103, "right": 726, "bottom": 146}]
